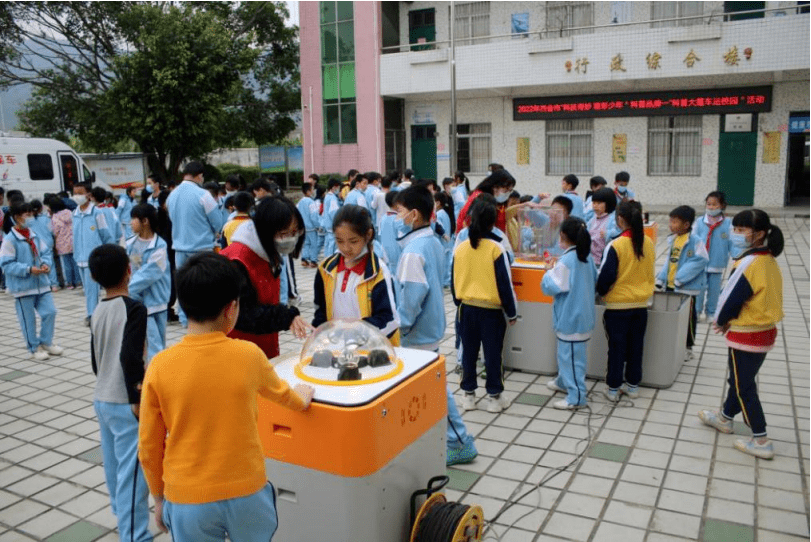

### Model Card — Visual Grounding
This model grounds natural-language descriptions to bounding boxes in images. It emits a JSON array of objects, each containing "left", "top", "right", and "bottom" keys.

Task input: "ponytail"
[
  {"left": 467, "top": 194, "right": 497, "bottom": 249},
  {"left": 560, "top": 217, "right": 591, "bottom": 262},
  {"left": 617, "top": 202, "right": 645, "bottom": 259},
  {"left": 732, "top": 209, "right": 783, "bottom": 257},
  {"left": 766, "top": 225, "right": 784, "bottom": 257},
  {"left": 455, "top": 170, "right": 470, "bottom": 193}
]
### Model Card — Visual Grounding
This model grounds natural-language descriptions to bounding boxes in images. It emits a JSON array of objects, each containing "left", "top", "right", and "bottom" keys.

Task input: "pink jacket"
[{"left": 51, "top": 209, "right": 74, "bottom": 255}]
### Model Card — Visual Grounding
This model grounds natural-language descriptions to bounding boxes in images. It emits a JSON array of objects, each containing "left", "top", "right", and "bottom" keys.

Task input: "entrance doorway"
[
  {"left": 786, "top": 112, "right": 810, "bottom": 206},
  {"left": 718, "top": 132, "right": 757, "bottom": 206},
  {"left": 411, "top": 125, "right": 437, "bottom": 180}
]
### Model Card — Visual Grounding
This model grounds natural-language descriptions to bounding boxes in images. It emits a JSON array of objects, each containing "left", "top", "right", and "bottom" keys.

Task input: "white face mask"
[
  {"left": 72, "top": 194, "right": 88, "bottom": 206},
  {"left": 275, "top": 235, "right": 300, "bottom": 254},
  {"left": 226, "top": 190, "right": 237, "bottom": 197},
  {"left": 340, "top": 245, "right": 368, "bottom": 265},
  {"left": 494, "top": 192, "right": 509, "bottom": 204}
]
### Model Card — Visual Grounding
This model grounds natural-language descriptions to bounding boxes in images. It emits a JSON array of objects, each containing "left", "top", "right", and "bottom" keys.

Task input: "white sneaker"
[
  {"left": 460, "top": 393, "right": 477, "bottom": 411},
  {"left": 698, "top": 313, "right": 707, "bottom": 323},
  {"left": 546, "top": 379, "right": 566, "bottom": 394},
  {"left": 42, "top": 344, "right": 63, "bottom": 356},
  {"left": 32, "top": 349, "right": 49, "bottom": 361},
  {"left": 486, "top": 394, "right": 510, "bottom": 413},
  {"left": 553, "top": 399, "right": 583, "bottom": 410},
  {"left": 620, "top": 383, "right": 639, "bottom": 399},
  {"left": 685, "top": 348, "right": 694, "bottom": 361}
]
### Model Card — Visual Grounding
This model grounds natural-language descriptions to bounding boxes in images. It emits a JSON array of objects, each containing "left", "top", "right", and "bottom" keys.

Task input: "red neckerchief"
[
  {"left": 336, "top": 254, "right": 368, "bottom": 293},
  {"left": 621, "top": 230, "right": 633, "bottom": 238},
  {"left": 704, "top": 214, "right": 724, "bottom": 252},
  {"left": 15, "top": 226, "right": 39, "bottom": 259}
]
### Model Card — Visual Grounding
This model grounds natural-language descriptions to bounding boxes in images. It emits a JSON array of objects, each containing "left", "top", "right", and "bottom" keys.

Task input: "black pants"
[
  {"left": 458, "top": 304, "right": 506, "bottom": 396},
  {"left": 604, "top": 308, "right": 648, "bottom": 389},
  {"left": 722, "top": 348, "right": 767, "bottom": 436},
  {"left": 687, "top": 295, "right": 697, "bottom": 349}
]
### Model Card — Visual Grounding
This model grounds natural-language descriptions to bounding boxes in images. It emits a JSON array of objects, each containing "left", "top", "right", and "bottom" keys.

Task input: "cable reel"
[{"left": 410, "top": 476, "right": 484, "bottom": 542}]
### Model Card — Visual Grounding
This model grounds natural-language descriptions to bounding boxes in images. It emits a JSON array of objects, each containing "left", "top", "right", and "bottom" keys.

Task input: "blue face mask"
[
  {"left": 729, "top": 232, "right": 751, "bottom": 259},
  {"left": 24, "top": 217, "right": 35, "bottom": 228},
  {"left": 706, "top": 208, "right": 722, "bottom": 217},
  {"left": 616, "top": 185, "right": 627, "bottom": 194},
  {"left": 494, "top": 192, "right": 509, "bottom": 204},
  {"left": 394, "top": 217, "right": 412, "bottom": 239},
  {"left": 145, "top": 184, "right": 154, "bottom": 194}
]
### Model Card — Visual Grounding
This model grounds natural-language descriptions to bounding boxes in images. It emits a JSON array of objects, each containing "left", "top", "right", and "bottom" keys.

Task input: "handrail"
[{"left": 381, "top": 5, "right": 804, "bottom": 53}]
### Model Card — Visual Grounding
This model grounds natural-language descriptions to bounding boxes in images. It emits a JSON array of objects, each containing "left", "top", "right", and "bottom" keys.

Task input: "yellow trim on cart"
[{"left": 294, "top": 356, "right": 404, "bottom": 386}]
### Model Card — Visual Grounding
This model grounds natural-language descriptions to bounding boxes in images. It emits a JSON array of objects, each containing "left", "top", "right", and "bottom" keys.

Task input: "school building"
[{"left": 300, "top": 2, "right": 810, "bottom": 207}]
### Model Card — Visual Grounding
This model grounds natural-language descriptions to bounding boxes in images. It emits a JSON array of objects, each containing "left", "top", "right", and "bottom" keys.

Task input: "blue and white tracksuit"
[
  {"left": 541, "top": 247, "right": 597, "bottom": 406},
  {"left": 451, "top": 185, "right": 468, "bottom": 222},
  {"left": 73, "top": 204, "right": 114, "bottom": 317},
  {"left": 693, "top": 214, "right": 732, "bottom": 316},
  {"left": 321, "top": 191, "right": 341, "bottom": 257},
  {"left": 563, "top": 192, "right": 585, "bottom": 219},
  {"left": 126, "top": 235, "right": 171, "bottom": 361},
  {"left": 343, "top": 188, "right": 368, "bottom": 210},
  {"left": 297, "top": 196, "right": 319, "bottom": 263},
  {"left": 435, "top": 209, "right": 453, "bottom": 287},
  {"left": 583, "top": 195, "right": 595, "bottom": 224},
  {"left": 100, "top": 206, "right": 123, "bottom": 244},
  {"left": 365, "top": 184, "right": 381, "bottom": 226},
  {"left": 31, "top": 215, "right": 59, "bottom": 287},
  {"left": 379, "top": 213, "right": 402, "bottom": 273},
  {"left": 117, "top": 194, "right": 134, "bottom": 238},
  {"left": 0, "top": 228, "right": 57, "bottom": 353},
  {"left": 615, "top": 187, "right": 636, "bottom": 203}
]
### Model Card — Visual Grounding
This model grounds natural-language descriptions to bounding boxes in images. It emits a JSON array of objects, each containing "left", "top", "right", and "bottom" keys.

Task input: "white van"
[{"left": 0, "top": 135, "right": 111, "bottom": 200}]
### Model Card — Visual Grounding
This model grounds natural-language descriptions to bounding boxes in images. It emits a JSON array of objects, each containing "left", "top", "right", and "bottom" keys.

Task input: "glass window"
[
  {"left": 453, "top": 123, "right": 491, "bottom": 174},
  {"left": 651, "top": 1, "right": 704, "bottom": 27},
  {"left": 339, "top": 63, "right": 355, "bottom": 99},
  {"left": 647, "top": 116, "right": 702, "bottom": 176},
  {"left": 340, "top": 104, "right": 358, "bottom": 144},
  {"left": 453, "top": 2, "right": 490, "bottom": 45},
  {"left": 324, "top": 105, "right": 340, "bottom": 145},
  {"left": 546, "top": 119, "right": 593, "bottom": 175},
  {"left": 60, "top": 154, "right": 78, "bottom": 189},
  {"left": 336, "top": 1, "right": 353, "bottom": 22},
  {"left": 321, "top": 1, "right": 357, "bottom": 145},
  {"left": 337, "top": 21, "right": 354, "bottom": 61},
  {"left": 321, "top": 25, "right": 337, "bottom": 63},
  {"left": 320, "top": 2, "right": 336, "bottom": 24},
  {"left": 322, "top": 65, "right": 339, "bottom": 102},
  {"left": 545, "top": 2, "right": 594, "bottom": 37},
  {"left": 28, "top": 154, "right": 54, "bottom": 180}
]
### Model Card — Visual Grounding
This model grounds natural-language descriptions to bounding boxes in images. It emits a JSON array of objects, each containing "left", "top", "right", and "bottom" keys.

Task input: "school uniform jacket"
[
  {"left": 451, "top": 231, "right": 518, "bottom": 320},
  {"left": 297, "top": 196, "right": 317, "bottom": 232},
  {"left": 321, "top": 192, "right": 341, "bottom": 232},
  {"left": 541, "top": 247, "right": 597, "bottom": 340},
  {"left": 99, "top": 205, "right": 123, "bottom": 243},
  {"left": 562, "top": 192, "right": 585, "bottom": 219},
  {"left": 455, "top": 226, "right": 515, "bottom": 265},
  {"left": 31, "top": 215, "right": 55, "bottom": 252},
  {"left": 655, "top": 232, "right": 709, "bottom": 295},
  {"left": 126, "top": 234, "right": 172, "bottom": 315},
  {"left": 312, "top": 251, "right": 400, "bottom": 344},
  {"left": 715, "top": 248, "right": 783, "bottom": 352},
  {"left": 166, "top": 180, "right": 223, "bottom": 253},
  {"left": 343, "top": 188, "right": 368, "bottom": 209},
  {"left": 72, "top": 204, "right": 113, "bottom": 265},
  {"left": 596, "top": 231, "right": 655, "bottom": 309},
  {"left": 116, "top": 194, "right": 134, "bottom": 228},
  {"left": 693, "top": 215, "right": 732, "bottom": 273},
  {"left": 0, "top": 228, "right": 53, "bottom": 297}
]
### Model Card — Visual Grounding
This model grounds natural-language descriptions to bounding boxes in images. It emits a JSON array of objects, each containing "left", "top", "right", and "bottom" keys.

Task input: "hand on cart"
[
  {"left": 294, "top": 383, "right": 316, "bottom": 409},
  {"left": 290, "top": 316, "right": 314, "bottom": 340}
]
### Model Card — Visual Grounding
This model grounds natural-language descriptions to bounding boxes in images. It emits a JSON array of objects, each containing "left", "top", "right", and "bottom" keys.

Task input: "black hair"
[
  {"left": 91, "top": 186, "right": 107, "bottom": 204},
  {"left": 183, "top": 161, "right": 205, "bottom": 177},
  {"left": 381, "top": 176, "right": 394, "bottom": 189},
  {"left": 308, "top": 173, "right": 320, "bottom": 183},
  {"left": 253, "top": 196, "right": 305, "bottom": 268},
  {"left": 350, "top": 173, "right": 369, "bottom": 189},
  {"left": 616, "top": 202, "right": 645, "bottom": 259},
  {"left": 615, "top": 171, "right": 630, "bottom": 183},
  {"left": 519, "top": 195, "right": 533, "bottom": 203},
  {"left": 560, "top": 217, "right": 591, "bottom": 263},
  {"left": 347, "top": 169, "right": 359, "bottom": 180},
  {"left": 203, "top": 182, "right": 220, "bottom": 200},
  {"left": 89, "top": 244, "right": 130, "bottom": 288},
  {"left": 364, "top": 171, "right": 382, "bottom": 183},
  {"left": 30, "top": 199, "right": 43, "bottom": 214},
  {"left": 488, "top": 163, "right": 504, "bottom": 172},
  {"left": 47, "top": 195, "right": 66, "bottom": 213},
  {"left": 434, "top": 191, "right": 455, "bottom": 235},
  {"left": 731, "top": 209, "right": 784, "bottom": 257},
  {"left": 223, "top": 195, "right": 235, "bottom": 209},
  {"left": 333, "top": 204, "right": 375, "bottom": 253},
  {"left": 454, "top": 170, "right": 470, "bottom": 193},
  {"left": 251, "top": 178, "right": 272, "bottom": 194},
  {"left": 130, "top": 203, "right": 158, "bottom": 233},
  {"left": 591, "top": 187, "right": 617, "bottom": 215},
  {"left": 74, "top": 182, "right": 92, "bottom": 194},
  {"left": 301, "top": 182, "right": 314, "bottom": 195},
  {"left": 176, "top": 252, "right": 244, "bottom": 322},
  {"left": 0, "top": 187, "right": 4, "bottom": 195},
  {"left": 126, "top": 186, "right": 137, "bottom": 197},
  {"left": 468, "top": 193, "right": 497, "bottom": 249},
  {"left": 705, "top": 191, "right": 727, "bottom": 208},
  {"left": 225, "top": 173, "right": 245, "bottom": 191},
  {"left": 442, "top": 177, "right": 454, "bottom": 188},
  {"left": 394, "top": 186, "right": 433, "bottom": 222},
  {"left": 414, "top": 178, "right": 439, "bottom": 193},
  {"left": 474, "top": 169, "right": 516, "bottom": 194},
  {"left": 403, "top": 169, "right": 414, "bottom": 180},
  {"left": 509, "top": 190, "right": 521, "bottom": 200},
  {"left": 589, "top": 176, "right": 608, "bottom": 188},
  {"left": 232, "top": 192, "right": 253, "bottom": 214},
  {"left": 315, "top": 184, "right": 326, "bottom": 201},
  {"left": 562, "top": 174, "right": 579, "bottom": 189},
  {"left": 669, "top": 205, "right": 696, "bottom": 228},
  {"left": 384, "top": 190, "right": 398, "bottom": 207},
  {"left": 551, "top": 195, "right": 573, "bottom": 216},
  {"left": 9, "top": 201, "right": 30, "bottom": 220},
  {"left": 157, "top": 190, "right": 170, "bottom": 209},
  {"left": 327, "top": 178, "right": 341, "bottom": 190}
]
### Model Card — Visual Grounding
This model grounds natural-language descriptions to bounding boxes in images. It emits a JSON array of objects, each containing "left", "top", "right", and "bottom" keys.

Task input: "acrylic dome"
[{"left": 296, "top": 319, "right": 401, "bottom": 385}]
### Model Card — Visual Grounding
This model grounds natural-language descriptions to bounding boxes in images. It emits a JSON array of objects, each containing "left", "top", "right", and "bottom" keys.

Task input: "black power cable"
[{"left": 414, "top": 501, "right": 472, "bottom": 542}]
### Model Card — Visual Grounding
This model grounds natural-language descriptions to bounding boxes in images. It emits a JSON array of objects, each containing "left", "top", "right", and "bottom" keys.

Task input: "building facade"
[{"left": 301, "top": 1, "right": 809, "bottom": 206}]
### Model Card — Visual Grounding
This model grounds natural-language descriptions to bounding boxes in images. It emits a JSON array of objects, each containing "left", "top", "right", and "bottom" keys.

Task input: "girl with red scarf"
[{"left": 455, "top": 169, "right": 516, "bottom": 234}]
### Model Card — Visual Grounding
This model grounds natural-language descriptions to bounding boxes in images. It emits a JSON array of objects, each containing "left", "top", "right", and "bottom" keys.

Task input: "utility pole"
[{"left": 449, "top": 1, "right": 457, "bottom": 176}]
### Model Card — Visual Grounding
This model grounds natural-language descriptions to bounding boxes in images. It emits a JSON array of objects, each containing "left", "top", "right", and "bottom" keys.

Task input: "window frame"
[
  {"left": 452, "top": 2, "right": 491, "bottom": 46},
  {"left": 321, "top": 1, "right": 357, "bottom": 145},
  {"left": 452, "top": 123, "right": 492, "bottom": 176},
  {"left": 545, "top": 2, "right": 594, "bottom": 37},
  {"left": 650, "top": 1, "right": 705, "bottom": 28},
  {"left": 27, "top": 153, "right": 54, "bottom": 181},
  {"left": 545, "top": 119, "right": 594, "bottom": 176},
  {"left": 647, "top": 115, "right": 703, "bottom": 176}
]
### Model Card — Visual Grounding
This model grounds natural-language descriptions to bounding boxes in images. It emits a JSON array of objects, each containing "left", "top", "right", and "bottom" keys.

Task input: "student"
[
  {"left": 314, "top": 183, "right": 326, "bottom": 260},
  {"left": 655, "top": 205, "right": 709, "bottom": 360},
  {"left": 693, "top": 191, "right": 732, "bottom": 322},
  {"left": 49, "top": 196, "right": 81, "bottom": 289},
  {"left": 614, "top": 171, "right": 635, "bottom": 203},
  {"left": 698, "top": 209, "right": 783, "bottom": 459},
  {"left": 364, "top": 171, "right": 382, "bottom": 225},
  {"left": 117, "top": 186, "right": 138, "bottom": 238},
  {"left": 559, "top": 174, "right": 585, "bottom": 219},
  {"left": 29, "top": 199, "right": 60, "bottom": 291},
  {"left": 297, "top": 183, "right": 319, "bottom": 267},
  {"left": 139, "top": 252, "right": 315, "bottom": 540},
  {"left": 221, "top": 192, "right": 254, "bottom": 247},
  {"left": 583, "top": 176, "right": 608, "bottom": 224},
  {"left": 312, "top": 205, "right": 399, "bottom": 342},
  {"left": 321, "top": 178, "right": 342, "bottom": 257},
  {"left": 343, "top": 173, "right": 369, "bottom": 209},
  {"left": 145, "top": 175, "right": 163, "bottom": 209},
  {"left": 432, "top": 192, "right": 454, "bottom": 288},
  {"left": 378, "top": 191, "right": 403, "bottom": 272},
  {"left": 586, "top": 187, "right": 617, "bottom": 267},
  {"left": 451, "top": 171, "right": 470, "bottom": 218},
  {"left": 452, "top": 195, "right": 517, "bottom": 413},
  {"left": 397, "top": 169, "right": 414, "bottom": 191},
  {"left": 543, "top": 218, "right": 597, "bottom": 410},
  {"left": 596, "top": 202, "right": 655, "bottom": 402},
  {"left": 87, "top": 244, "right": 151, "bottom": 542},
  {"left": 551, "top": 195, "right": 573, "bottom": 221},
  {"left": 373, "top": 175, "right": 394, "bottom": 233},
  {"left": 93, "top": 187, "right": 123, "bottom": 244},
  {"left": 250, "top": 178, "right": 274, "bottom": 202},
  {"left": 127, "top": 204, "right": 172, "bottom": 362},
  {"left": 0, "top": 202, "right": 63, "bottom": 361},
  {"left": 455, "top": 169, "right": 516, "bottom": 234},
  {"left": 73, "top": 182, "right": 115, "bottom": 324}
]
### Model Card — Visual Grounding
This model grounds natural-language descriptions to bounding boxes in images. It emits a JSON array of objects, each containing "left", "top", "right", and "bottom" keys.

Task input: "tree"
[{"left": 0, "top": 2, "right": 299, "bottom": 181}]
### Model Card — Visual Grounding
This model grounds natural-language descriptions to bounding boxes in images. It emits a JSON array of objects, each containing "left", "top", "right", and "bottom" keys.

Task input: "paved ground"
[{"left": 0, "top": 215, "right": 807, "bottom": 541}]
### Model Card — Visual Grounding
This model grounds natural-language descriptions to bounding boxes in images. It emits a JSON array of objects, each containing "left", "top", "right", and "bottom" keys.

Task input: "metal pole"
[
  {"left": 284, "top": 146, "right": 290, "bottom": 190},
  {"left": 449, "top": 1, "right": 457, "bottom": 176}
]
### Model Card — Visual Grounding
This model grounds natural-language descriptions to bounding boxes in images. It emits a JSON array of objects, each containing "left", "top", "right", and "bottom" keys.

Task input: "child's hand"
[
  {"left": 40, "top": 264, "right": 50, "bottom": 273},
  {"left": 153, "top": 495, "right": 168, "bottom": 533},
  {"left": 131, "top": 403, "right": 140, "bottom": 420},
  {"left": 508, "top": 319, "right": 517, "bottom": 327},
  {"left": 712, "top": 322, "right": 729, "bottom": 335},
  {"left": 294, "top": 384, "right": 315, "bottom": 409},
  {"left": 289, "top": 316, "right": 314, "bottom": 340}
]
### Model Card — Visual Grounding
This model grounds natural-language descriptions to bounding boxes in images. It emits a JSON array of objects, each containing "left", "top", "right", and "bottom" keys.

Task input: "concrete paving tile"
[
  {"left": 706, "top": 497, "right": 754, "bottom": 525},
  {"left": 555, "top": 491, "right": 605, "bottom": 519},
  {"left": 657, "top": 488, "right": 705, "bottom": 516},
  {"left": 703, "top": 518, "right": 754, "bottom": 542},
  {"left": 0, "top": 499, "right": 49, "bottom": 527},
  {"left": 58, "top": 490, "right": 110, "bottom": 518},
  {"left": 543, "top": 511, "right": 596, "bottom": 540},
  {"left": 567, "top": 473, "right": 615, "bottom": 498},
  {"left": 662, "top": 471, "right": 708, "bottom": 495},
  {"left": 603, "top": 499, "right": 653, "bottom": 529},
  {"left": 651, "top": 509, "right": 701, "bottom": 539},
  {"left": 612, "top": 481, "right": 660, "bottom": 507},
  {"left": 44, "top": 520, "right": 109, "bottom": 542},
  {"left": 0, "top": 489, "right": 22, "bottom": 511},
  {"left": 757, "top": 506, "right": 811, "bottom": 537},
  {"left": 621, "top": 464, "right": 665, "bottom": 487},
  {"left": 18, "top": 508, "right": 77, "bottom": 539}
]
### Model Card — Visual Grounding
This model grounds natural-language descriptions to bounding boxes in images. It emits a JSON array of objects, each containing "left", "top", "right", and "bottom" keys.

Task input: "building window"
[
  {"left": 651, "top": 2, "right": 704, "bottom": 27},
  {"left": 454, "top": 123, "right": 491, "bottom": 175},
  {"left": 546, "top": 119, "right": 593, "bottom": 176},
  {"left": 648, "top": 116, "right": 702, "bottom": 176},
  {"left": 321, "top": 1, "right": 356, "bottom": 145},
  {"left": 453, "top": 2, "right": 490, "bottom": 45},
  {"left": 545, "top": 2, "right": 594, "bottom": 37}
]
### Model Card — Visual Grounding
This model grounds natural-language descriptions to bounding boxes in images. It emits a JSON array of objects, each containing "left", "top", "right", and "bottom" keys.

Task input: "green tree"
[{"left": 1, "top": 2, "right": 299, "bottom": 181}]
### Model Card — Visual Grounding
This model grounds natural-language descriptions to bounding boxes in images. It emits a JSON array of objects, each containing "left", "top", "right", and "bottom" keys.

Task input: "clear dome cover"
[
  {"left": 296, "top": 319, "right": 401, "bottom": 385},
  {"left": 506, "top": 204, "right": 565, "bottom": 266}
]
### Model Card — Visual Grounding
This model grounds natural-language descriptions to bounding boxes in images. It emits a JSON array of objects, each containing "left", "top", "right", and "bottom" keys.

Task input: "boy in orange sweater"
[{"left": 138, "top": 252, "right": 314, "bottom": 541}]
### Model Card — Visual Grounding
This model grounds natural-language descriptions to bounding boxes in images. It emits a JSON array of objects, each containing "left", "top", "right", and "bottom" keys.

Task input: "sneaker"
[
  {"left": 51, "top": 286, "right": 59, "bottom": 292},
  {"left": 603, "top": 388, "right": 620, "bottom": 403},
  {"left": 699, "top": 313, "right": 707, "bottom": 323},
  {"left": 446, "top": 440, "right": 478, "bottom": 466},
  {"left": 546, "top": 379, "right": 566, "bottom": 394},
  {"left": 734, "top": 437, "right": 774, "bottom": 459},
  {"left": 553, "top": 399, "right": 583, "bottom": 410},
  {"left": 66, "top": 285, "right": 75, "bottom": 290},
  {"left": 31, "top": 349, "right": 49, "bottom": 361},
  {"left": 620, "top": 383, "right": 639, "bottom": 399},
  {"left": 685, "top": 348, "right": 695, "bottom": 361},
  {"left": 486, "top": 394, "right": 510, "bottom": 413},
  {"left": 42, "top": 344, "right": 64, "bottom": 356},
  {"left": 460, "top": 393, "right": 477, "bottom": 411},
  {"left": 698, "top": 409, "right": 733, "bottom": 434}
]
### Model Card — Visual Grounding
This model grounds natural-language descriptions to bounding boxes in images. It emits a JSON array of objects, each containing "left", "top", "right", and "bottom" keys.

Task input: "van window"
[
  {"left": 28, "top": 154, "right": 54, "bottom": 180},
  {"left": 60, "top": 154, "right": 78, "bottom": 193}
]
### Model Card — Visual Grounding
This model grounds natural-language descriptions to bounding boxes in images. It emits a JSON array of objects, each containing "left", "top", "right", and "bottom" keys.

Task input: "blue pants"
[
  {"left": 94, "top": 401, "right": 152, "bottom": 542},
  {"left": 61, "top": 253, "right": 81, "bottom": 287},
  {"left": 80, "top": 266, "right": 101, "bottom": 317},
  {"left": 553, "top": 339, "right": 588, "bottom": 406},
  {"left": 323, "top": 232, "right": 336, "bottom": 258},
  {"left": 446, "top": 387, "right": 473, "bottom": 449},
  {"left": 302, "top": 230, "right": 318, "bottom": 263},
  {"left": 723, "top": 348, "right": 767, "bottom": 436},
  {"left": 174, "top": 251, "right": 198, "bottom": 327},
  {"left": 604, "top": 308, "right": 647, "bottom": 390},
  {"left": 146, "top": 312, "right": 167, "bottom": 362},
  {"left": 14, "top": 293, "right": 56, "bottom": 353},
  {"left": 47, "top": 254, "right": 61, "bottom": 287},
  {"left": 458, "top": 304, "right": 507, "bottom": 396},
  {"left": 443, "top": 247, "right": 452, "bottom": 287},
  {"left": 163, "top": 483, "right": 278, "bottom": 542},
  {"left": 696, "top": 272, "right": 723, "bottom": 316},
  {"left": 316, "top": 233, "right": 325, "bottom": 262}
]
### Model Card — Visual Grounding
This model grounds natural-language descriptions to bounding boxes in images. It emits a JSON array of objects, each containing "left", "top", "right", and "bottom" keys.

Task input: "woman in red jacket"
[{"left": 455, "top": 169, "right": 516, "bottom": 234}]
